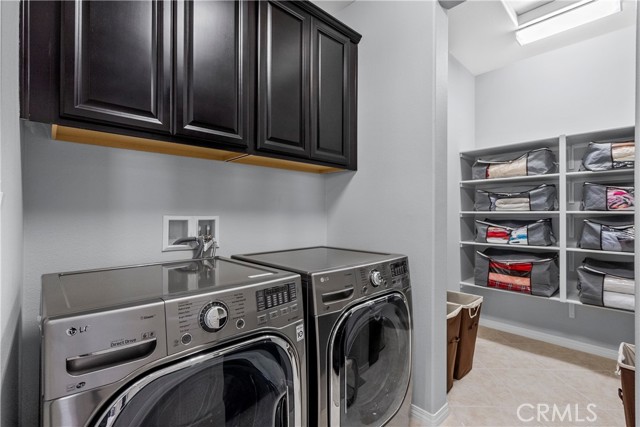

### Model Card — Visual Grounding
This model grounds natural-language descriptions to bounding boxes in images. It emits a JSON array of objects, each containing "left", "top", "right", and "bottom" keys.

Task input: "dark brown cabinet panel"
[
  {"left": 61, "top": 0, "right": 171, "bottom": 132},
  {"left": 310, "top": 20, "right": 353, "bottom": 166},
  {"left": 23, "top": 0, "right": 361, "bottom": 171},
  {"left": 175, "top": 0, "right": 253, "bottom": 147},
  {"left": 257, "top": 1, "right": 310, "bottom": 157}
]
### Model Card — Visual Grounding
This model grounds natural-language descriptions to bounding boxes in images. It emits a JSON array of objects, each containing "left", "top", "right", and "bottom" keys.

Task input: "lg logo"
[{"left": 66, "top": 326, "right": 89, "bottom": 336}]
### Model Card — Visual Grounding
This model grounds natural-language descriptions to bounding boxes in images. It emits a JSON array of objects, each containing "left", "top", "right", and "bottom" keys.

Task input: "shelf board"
[
  {"left": 460, "top": 279, "right": 561, "bottom": 302},
  {"left": 566, "top": 247, "right": 635, "bottom": 257},
  {"left": 566, "top": 169, "right": 634, "bottom": 179},
  {"left": 460, "top": 241, "right": 560, "bottom": 251},
  {"left": 460, "top": 173, "right": 559, "bottom": 186},
  {"left": 567, "top": 210, "right": 635, "bottom": 215},
  {"left": 461, "top": 211, "right": 560, "bottom": 216},
  {"left": 566, "top": 282, "right": 635, "bottom": 314}
]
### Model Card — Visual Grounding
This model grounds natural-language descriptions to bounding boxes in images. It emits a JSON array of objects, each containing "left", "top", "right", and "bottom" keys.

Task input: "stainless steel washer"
[
  {"left": 40, "top": 258, "right": 307, "bottom": 427},
  {"left": 233, "top": 247, "right": 413, "bottom": 427}
]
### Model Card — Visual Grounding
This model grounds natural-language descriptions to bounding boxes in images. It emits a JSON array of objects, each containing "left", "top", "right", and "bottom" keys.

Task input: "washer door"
[
  {"left": 96, "top": 336, "right": 300, "bottom": 427},
  {"left": 329, "top": 293, "right": 411, "bottom": 427}
]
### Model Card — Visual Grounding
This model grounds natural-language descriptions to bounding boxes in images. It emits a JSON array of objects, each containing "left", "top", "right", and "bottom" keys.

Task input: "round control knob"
[
  {"left": 369, "top": 270, "right": 383, "bottom": 287},
  {"left": 200, "top": 302, "right": 228, "bottom": 333}
]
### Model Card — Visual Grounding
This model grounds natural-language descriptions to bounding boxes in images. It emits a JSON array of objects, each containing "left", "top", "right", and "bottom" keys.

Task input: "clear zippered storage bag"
[
  {"left": 472, "top": 148, "right": 557, "bottom": 180},
  {"left": 579, "top": 217, "right": 634, "bottom": 252},
  {"left": 582, "top": 183, "right": 634, "bottom": 211},
  {"left": 475, "top": 184, "right": 557, "bottom": 211},
  {"left": 581, "top": 141, "right": 635, "bottom": 171},
  {"left": 475, "top": 218, "right": 556, "bottom": 246},
  {"left": 474, "top": 248, "right": 559, "bottom": 297},
  {"left": 577, "top": 258, "right": 635, "bottom": 311}
]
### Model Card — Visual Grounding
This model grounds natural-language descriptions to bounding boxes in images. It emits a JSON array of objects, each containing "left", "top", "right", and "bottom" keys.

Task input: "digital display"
[
  {"left": 390, "top": 260, "right": 408, "bottom": 277},
  {"left": 256, "top": 282, "right": 297, "bottom": 312}
]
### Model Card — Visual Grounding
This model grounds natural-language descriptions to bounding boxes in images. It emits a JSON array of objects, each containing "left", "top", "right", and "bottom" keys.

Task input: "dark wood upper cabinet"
[
  {"left": 175, "top": 0, "right": 253, "bottom": 148},
  {"left": 310, "top": 19, "right": 353, "bottom": 167},
  {"left": 60, "top": 0, "right": 172, "bottom": 133},
  {"left": 257, "top": 1, "right": 310, "bottom": 157},
  {"left": 22, "top": 0, "right": 361, "bottom": 171},
  {"left": 257, "top": 1, "right": 358, "bottom": 167}
]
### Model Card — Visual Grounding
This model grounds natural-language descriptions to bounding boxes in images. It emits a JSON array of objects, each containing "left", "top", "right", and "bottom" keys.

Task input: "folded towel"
[
  {"left": 603, "top": 291, "right": 635, "bottom": 311},
  {"left": 612, "top": 143, "right": 635, "bottom": 163},
  {"left": 495, "top": 198, "right": 529, "bottom": 211},
  {"left": 488, "top": 273, "right": 531, "bottom": 288},
  {"left": 488, "top": 158, "right": 527, "bottom": 179},
  {"left": 603, "top": 276, "right": 635, "bottom": 295}
]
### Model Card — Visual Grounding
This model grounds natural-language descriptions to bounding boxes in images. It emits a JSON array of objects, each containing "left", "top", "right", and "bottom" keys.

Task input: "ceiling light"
[{"left": 515, "top": 0, "right": 622, "bottom": 46}]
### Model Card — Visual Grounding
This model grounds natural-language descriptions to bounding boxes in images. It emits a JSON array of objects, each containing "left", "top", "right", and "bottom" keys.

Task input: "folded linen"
[
  {"left": 495, "top": 198, "right": 529, "bottom": 211},
  {"left": 488, "top": 159, "right": 527, "bottom": 179},
  {"left": 612, "top": 143, "right": 635, "bottom": 164},
  {"left": 603, "top": 291, "right": 635, "bottom": 311},
  {"left": 603, "top": 276, "right": 635, "bottom": 295}
]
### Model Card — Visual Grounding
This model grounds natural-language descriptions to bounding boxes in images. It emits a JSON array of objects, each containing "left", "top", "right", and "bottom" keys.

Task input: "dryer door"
[
  {"left": 94, "top": 335, "right": 301, "bottom": 427},
  {"left": 329, "top": 292, "right": 412, "bottom": 427}
]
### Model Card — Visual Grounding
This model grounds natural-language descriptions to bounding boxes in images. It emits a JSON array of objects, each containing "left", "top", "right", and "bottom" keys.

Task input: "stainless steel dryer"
[
  {"left": 40, "top": 257, "right": 306, "bottom": 427},
  {"left": 233, "top": 247, "right": 412, "bottom": 427}
]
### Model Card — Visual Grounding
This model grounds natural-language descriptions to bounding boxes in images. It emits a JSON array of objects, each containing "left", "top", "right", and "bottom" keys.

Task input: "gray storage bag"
[
  {"left": 475, "top": 184, "right": 557, "bottom": 211},
  {"left": 579, "top": 216, "right": 634, "bottom": 252},
  {"left": 474, "top": 248, "right": 559, "bottom": 297},
  {"left": 475, "top": 218, "right": 556, "bottom": 246},
  {"left": 582, "top": 182, "right": 634, "bottom": 211},
  {"left": 577, "top": 258, "right": 635, "bottom": 310},
  {"left": 472, "top": 148, "right": 557, "bottom": 180},
  {"left": 581, "top": 141, "right": 634, "bottom": 171}
]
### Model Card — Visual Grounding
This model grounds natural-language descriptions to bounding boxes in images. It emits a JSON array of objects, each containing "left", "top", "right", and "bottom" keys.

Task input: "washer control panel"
[{"left": 164, "top": 278, "right": 302, "bottom": 356}]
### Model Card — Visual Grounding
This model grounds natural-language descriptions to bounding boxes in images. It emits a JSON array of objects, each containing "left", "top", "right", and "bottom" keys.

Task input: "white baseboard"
[
  {"left": 410, "top": 402, "right": 449, "bottom": 426},
  {"left": 480, "top": 318, "right": 618, "bottom": 360}
]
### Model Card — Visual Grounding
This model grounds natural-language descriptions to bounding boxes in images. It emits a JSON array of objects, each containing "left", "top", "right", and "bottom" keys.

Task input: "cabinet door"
[
  {"left": 310, "top": 20, "right": 353, "bottom": 166},
  {"left": 175, "top": 0, "right": 253, "bottom": 148},
  {"left": 257, "top": 1, "right": 310, "bottom": 157},
  {"left": 61, "top": 0, "right": 171, "bottom": 133}
]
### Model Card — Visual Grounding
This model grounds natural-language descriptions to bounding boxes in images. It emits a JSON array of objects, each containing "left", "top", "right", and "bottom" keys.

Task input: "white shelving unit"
[{"left": 459, "top": 126, "right": 635, "bottom": 314}]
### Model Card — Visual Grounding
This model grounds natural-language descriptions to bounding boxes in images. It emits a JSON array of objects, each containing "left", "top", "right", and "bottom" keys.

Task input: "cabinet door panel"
[
  {"left": 61, "top": 0, "right": 171, "bottom": 132},
  {"left": 175, "top": 0, "right": 252, "bottom": 147},
  {"left": 258, "top": 1, "right": 310, "bottom": 157},
  {"left": 311, "top": 20, "right": 351, "bottom": 166}
]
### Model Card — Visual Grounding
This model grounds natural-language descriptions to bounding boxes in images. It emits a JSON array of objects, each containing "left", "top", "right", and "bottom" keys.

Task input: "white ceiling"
[{"left": 449, "top": 0, "right": 637, "bottom": 75}]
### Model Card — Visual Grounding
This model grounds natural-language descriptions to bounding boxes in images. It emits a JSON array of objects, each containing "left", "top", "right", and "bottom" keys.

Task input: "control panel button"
[
  {"left": 362, "top": 285, "right": 368, "bottom": 294},
  {"left": 369, "top": 270, "right": 383, "bottom": 287},
  {"left": 181, "top": 333, "right": 192, "bottom": 345},
  {"left": 257, "top": 315, "right": 267, "bottom": 325},
  {"left": 236, "top": 319, "right": 245, "bottom": 329},
  {"left": 269, "top": 311, "right": 279, "bottom": 320},
  {"left": 200, "top": 302, "right": 229, "bottom": 333},
  {"left": 281, "top": 307, "right": 289, "bottom": 315},
  {"left": 290, "top": 304, "right": 298, "bottom": 312}
]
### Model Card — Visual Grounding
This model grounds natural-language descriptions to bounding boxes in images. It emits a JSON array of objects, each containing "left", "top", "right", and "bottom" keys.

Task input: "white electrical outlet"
[{"left": 162, "top": 215, "right": 220, "bottom": 252}]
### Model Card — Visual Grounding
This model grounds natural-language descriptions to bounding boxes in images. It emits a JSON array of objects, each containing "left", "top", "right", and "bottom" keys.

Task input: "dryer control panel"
[
  {"left": 310, "top": 256, "right": 411, "bottom": 316},
  {"left": 164, "top": 277, "right": 302, "bottom": 355}
]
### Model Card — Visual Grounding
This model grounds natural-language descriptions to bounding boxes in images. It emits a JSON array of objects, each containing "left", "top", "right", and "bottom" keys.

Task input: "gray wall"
[
  {"left": 475, "top": 25, "right": 636, "bottom": 147},
  {"left": 327, "top": 1, "right": 449, "bottom": 417},
  {"left": 468, "top": 23, "right": 636, "bottom": 352},
  {"left": 447, "top": 55, "right": 475, "bottom": 291},
  {"left": 20, "top": 121, "right": 328, "bottom": 426},
  {"left": 1, "top": 1, "right": 23, "bottom": 425}
]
